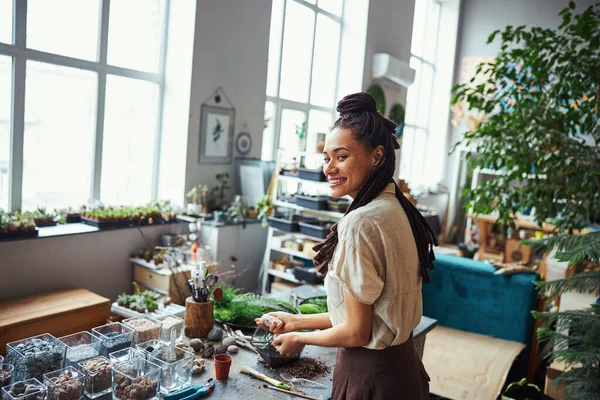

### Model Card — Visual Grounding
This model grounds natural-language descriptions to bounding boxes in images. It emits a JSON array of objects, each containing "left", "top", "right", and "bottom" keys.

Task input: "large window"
[
  {"left": 400, "top": 0, "right": 442, "bottom": 187},
  {"left": 262, "top": 0, "right": 345, "bottom": 163},
  {"left": 0, "top": 0, "right": 169, "bottom": 211}
]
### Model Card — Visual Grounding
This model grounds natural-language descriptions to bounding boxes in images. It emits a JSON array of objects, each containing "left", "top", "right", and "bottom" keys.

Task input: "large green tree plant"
[{"left": 450, "top": 2, "right": 600, "bottom": 399}]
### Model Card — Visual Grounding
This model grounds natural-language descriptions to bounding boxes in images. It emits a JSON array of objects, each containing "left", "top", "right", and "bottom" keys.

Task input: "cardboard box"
[
  {"left": 504, "top": 239, "right": 533, "bottom": 264},
  {"left": 544, "top": 362, "right": 568, "bottom": 399},
  {"left": 422, "top": 326, "right": 525, "bottom": 400},
  {"left": 302, "top": 239, "right": 318, "bottom": 259}
]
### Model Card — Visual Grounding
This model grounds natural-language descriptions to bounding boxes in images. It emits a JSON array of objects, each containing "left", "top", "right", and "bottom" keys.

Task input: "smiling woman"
[{"left": 259, "top": 92, "right": 438, "bottom": 400}]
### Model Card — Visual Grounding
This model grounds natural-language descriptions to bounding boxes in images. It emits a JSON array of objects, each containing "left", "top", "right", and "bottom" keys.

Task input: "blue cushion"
[{"left": 422, "top": 253, "right": 539, "bottom": 344}]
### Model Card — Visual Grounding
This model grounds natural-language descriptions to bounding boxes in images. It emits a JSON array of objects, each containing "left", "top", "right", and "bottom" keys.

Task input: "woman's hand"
[
  {"left": 254, "top": 312, "right": 296, "bottom": 334},
  {"left": 272, "top": 332, "right": 305, "bottom": 356}
]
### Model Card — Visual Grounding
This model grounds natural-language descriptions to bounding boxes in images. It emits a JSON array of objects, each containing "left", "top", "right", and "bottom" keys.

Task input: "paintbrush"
[
  {"left": 240, "top": 366, "right": 290, "bottom": 390},
  {"left": 262, "top": 384, "right": 322, "bottom": 400}
]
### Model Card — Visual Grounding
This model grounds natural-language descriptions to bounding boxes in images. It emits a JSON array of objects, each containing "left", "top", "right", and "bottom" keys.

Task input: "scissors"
[{"left": 204, "top": 274, "right": 218, "bottom": 292}]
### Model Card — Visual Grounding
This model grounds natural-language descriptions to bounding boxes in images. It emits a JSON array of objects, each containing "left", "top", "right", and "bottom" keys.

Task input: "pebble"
[
  {"left": 214, "top": 347, "right": 227, "bottom": 355},
  {"left": 188, "top": 339, "right": 204, "bottom": 353},
  {"left": 175, "top": 342, "right": 195, "bottom": 355},
  {"left": 66, "top": 344, "right": 99, "bottom": 365},
  {"left": 101, "top": 332, "right": 132, "bottom": 355},
  {"left": 227, "top": 345, "right": 239, "bottom": 354},
  {"left": 8, "top": 337, "right": 65, "bottom": 381},
  {"left": 7, "top": 382, "right": 46, "bottom": 400},
  {"left": 47, "top": 370, "right": 82, "bottom": 400},
  {"left": 206, "top": 327, "right": 224, "bottom": 341},
  {"left": 201, "top": 345, "right": 215, "bottom": 358},
  {"left": 0, "top": 367, "right": 13, "bottom": 387},
  {"left": 259, "top": 314, "right": 281, "bottom": 329},
  {"left": 221, "top": 336, "right": 236, "bottom": 348},
  {"left": 113, "top": 367, "right": 157, "bottom": 400},
  {"left": 80, "top": 358, "right": 113, "bottom": 395},
  {"left": 123, "top": 319, "right": 160, "bottom": 344}
]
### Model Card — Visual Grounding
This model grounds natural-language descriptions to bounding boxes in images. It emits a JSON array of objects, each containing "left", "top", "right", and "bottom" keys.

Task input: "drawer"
[{"left": 133, "top": 264, "right": 170, "bottom": 293}]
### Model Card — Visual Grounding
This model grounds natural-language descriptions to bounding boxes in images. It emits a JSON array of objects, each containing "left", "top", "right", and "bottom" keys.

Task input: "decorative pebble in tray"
[
  {"left": 6, "top": 334, "right": 66, "bottom": 381},
  {"left": 43, "top": 368, "right": 83, "bottom": 400},
  {"left": 112, "top": 360, "right": 161, "bottom": 400},
  {"left": 0, "top": 364, "right": 14, "bottom": 388},
  {"left": 2, "top": 378, "right": 47, "bottom": 400},
  {"left": 59, "top": 332, "right": 102, "bottom": 368}
]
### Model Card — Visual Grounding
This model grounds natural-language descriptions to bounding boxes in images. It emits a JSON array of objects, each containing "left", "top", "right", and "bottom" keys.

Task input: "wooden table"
[{"left": 189, "top": 316, "right": 437, "bottom": 399}]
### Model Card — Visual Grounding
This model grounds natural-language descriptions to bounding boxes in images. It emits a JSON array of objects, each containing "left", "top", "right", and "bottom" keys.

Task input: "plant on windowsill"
[
  {"left": 226, "top": 196, "right": 249, "bottom": 228},
  {"left": 211, "top": 172, "right": 230, "bottom": 210},
  {"left": 451, "top": 3, "right": 600, "bottom": 398},
  {"left": 256, "top": 194, "right": 273, "bottom": 228},
  {"left": 186, "top": 184, "right": 210, "bottom": 215}
]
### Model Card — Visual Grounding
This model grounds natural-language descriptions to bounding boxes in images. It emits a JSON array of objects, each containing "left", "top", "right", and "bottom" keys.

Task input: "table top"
[{"left": 190, "top": 316, "right": 437, "bottom": 400}]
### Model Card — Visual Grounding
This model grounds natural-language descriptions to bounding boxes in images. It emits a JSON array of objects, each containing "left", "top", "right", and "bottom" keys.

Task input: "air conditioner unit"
[{"left": 372, "top": 53, "right": 416, "bottom": 88}]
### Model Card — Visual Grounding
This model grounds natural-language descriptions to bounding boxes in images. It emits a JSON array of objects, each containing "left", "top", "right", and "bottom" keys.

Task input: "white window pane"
[
  {"left": 108, "top": 0, "right": 163, "bottom": 72},
  {"left": 261, "top": 101, "right": 277, "bottom": 161},
  {"left": 310, "top": 15, "right": 340, "bottom": 108},
  {"left": 0, "top": 0, "right": 12, "bottom": 44},
  {"left": 27, "top": 0, "right": 100, "bottom": 61},
  {"left": 101, "top": 76, "right": 158, "bottom": 206},
  {"left": 404, "top": 57, "right": 420, "bottom": 126},
  {"left": 22, "top": 62, "right": 97, "bottom": 211},
  {"left": 279, "top": 2, "right": 315, "bottom": 103},
  {"left": 0, "top": 56, "right": 11, "bottom": 210},
  {"left": 279, "top": 108, "right": 306, "bottom": 164},
  {"left": 416, "top": 63, "right": 433, "bottom": 127},
  {"left": 266, "top": 0, "right": 285, "bottom": 97},
  {"left": 305, "top": 0, "right": 317, "bottom": 4},
  {"left": 305, "top": 109, "right": 333, "bottom": 168},
  {"left": 399, "top": 126, "right": 415, "bottom": 181},
  {"left": 410, "top": 0, "right": 429, "bottom": 59},
  {"left": 423, "top": 1, "right": 441, "bottom": 63},
  {"left": 318, "top": 0, "right": 343, "bottom": 16}
]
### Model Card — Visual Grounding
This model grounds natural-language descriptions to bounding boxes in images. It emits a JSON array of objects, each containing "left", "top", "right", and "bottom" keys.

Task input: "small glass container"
[
  {"left": 107, "top": 348, "right": 141, "bottom": 364},
  {"left": 58, "top": 332, "right": 102, "bottom": 368},
  {"left": 6, "top": 334, "right": 67, "bottom": 381},
  {"left": 153, "top": 315, "right": 183, "bottom": 344},
  {"left": 112, "top": 359, "right": 161, "bottom": 400},
  {"left": 146, "top": 347, "right": 193, "bottom": 394},
  {"left": 122, "top": 318, "right": 161, "bottom": 345},
  {"left": 0, "top": 355, "right": 4, "bottom": 365},
  {"left": 78, "top": 356, "right": 113, "bottom": 399},
  {"left": 2, "top": 378, "right": 47, "bottom": 400},
  {"left": 0, "top": 364, "right": 14, "bottom": 389},
  {"left": 43, "top": 367, "right": 84, "bottom": 400},
  {"left": 92, "top": 322, "right": 134, "bottom": 356}
]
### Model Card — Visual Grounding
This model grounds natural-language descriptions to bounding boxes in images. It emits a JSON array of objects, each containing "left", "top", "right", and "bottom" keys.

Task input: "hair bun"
[{"left": 336, "top": 92, "right": 377, "bottom": 115}]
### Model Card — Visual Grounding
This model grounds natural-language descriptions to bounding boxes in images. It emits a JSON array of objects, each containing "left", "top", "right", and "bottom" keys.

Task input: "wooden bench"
[{"left": 0, "top": 288, "right": 110, "bottom": 355}]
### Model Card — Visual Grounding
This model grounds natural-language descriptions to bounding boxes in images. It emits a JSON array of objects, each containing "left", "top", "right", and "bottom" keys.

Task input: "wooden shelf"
[
  {"left": 273, "top": 200, "right": 344, "bottom": 219},
  {"left": 277, "top": 174, "right": 329, "bottom": 186},
  {"left": 267, "top": 269, "right": 325, "bottom": 290},
  {"left": 271, "top": 227, "right": 324, "bottom": 243},
  {"left": 270, "top": 245, "right": 312, "bottom": 260}
]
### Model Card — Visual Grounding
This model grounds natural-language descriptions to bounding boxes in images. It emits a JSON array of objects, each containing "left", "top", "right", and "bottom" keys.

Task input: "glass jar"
[
  {"left": 78, "top": 356, "right": 113, "bottom": 399},
  {"left": 112, "top": 359, "right": 161, "bottom": 400},
  {"left": 91, "top": 322, "right": 134, "bottom": 356},
  {"left": 1, "top": 378, "right": 47, "bottom": 400},
  {"left": 6, "top": 334, "right": 66, "bottom": 381},
  {"left": 42, "top": 367, "right": 83, "bottom": 400},
  {"left": 152, "top": 315, "right": 183, "bottom": 344},
  {"left": 122, "top": 318, "right": 161, "bottom": 345},
  {"left": 0, "top": 364, "right": 14, "bottom": 389},
  {"left": 58, "top": 332, "right": 102, "bottom": 368},
  {"left": 146, "top": 347, "right": 193, "bottom": 394}
]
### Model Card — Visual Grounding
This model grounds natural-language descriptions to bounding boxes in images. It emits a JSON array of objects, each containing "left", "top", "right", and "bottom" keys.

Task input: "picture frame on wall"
[{"left": 198, "top": 104, "right": 235, "bottom": 164}]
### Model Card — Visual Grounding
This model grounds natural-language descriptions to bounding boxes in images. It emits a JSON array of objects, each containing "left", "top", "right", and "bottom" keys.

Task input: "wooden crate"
[{"left": 0, "top": 288, "right": 110, "bottom": 356}]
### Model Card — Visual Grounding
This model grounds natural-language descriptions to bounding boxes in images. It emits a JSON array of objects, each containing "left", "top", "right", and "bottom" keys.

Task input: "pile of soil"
[{"left": 274, "top": 357, "right": 331, "bottom": 380}]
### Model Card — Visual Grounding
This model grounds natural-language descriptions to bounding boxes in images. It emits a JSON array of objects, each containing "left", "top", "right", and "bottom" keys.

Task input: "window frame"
[
  {"left": 0, "top": 0, "right": 170, "bottom": 211},
  {"left": 263, "top": 0, "right": 345, "bottom": 161}
]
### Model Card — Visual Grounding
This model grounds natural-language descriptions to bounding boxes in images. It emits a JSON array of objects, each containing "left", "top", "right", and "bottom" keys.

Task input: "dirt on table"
[{"left": 270, "top": 357, "right": 331, "bottom": 380}]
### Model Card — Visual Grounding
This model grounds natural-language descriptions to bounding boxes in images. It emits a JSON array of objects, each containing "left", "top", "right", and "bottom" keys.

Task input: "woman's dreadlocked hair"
[{"left": 312, "top": 92, "right": 438, "bottom": 283}]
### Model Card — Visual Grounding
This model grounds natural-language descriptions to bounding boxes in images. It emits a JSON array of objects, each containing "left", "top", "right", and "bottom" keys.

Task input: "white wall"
[
  {"left": 444, "top": 0, "right": 598, "bottom": 240},
  {"left": 0, "top": 224, "right": 186, "bottom": 301},
  {"left": 184, "top": 0, "right": 271, "bottom": 205}
]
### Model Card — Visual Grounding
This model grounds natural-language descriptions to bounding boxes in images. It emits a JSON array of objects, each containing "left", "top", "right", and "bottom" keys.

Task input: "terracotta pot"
[{"left": 213, "top": 354, "right": 232, "bottom": 381}]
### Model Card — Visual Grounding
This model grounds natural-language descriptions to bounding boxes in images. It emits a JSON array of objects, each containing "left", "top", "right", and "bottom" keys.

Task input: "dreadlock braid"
[{"left": 312, "top": 92, "right": 438, "bottom": 283}]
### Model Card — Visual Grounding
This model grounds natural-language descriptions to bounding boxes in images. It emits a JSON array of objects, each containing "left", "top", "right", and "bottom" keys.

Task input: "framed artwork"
[
  {"left": 198, "top": 104, "right": 235, "bottom": 164},
  {"left": 235, "top": 131, "right": 252, "bottom": 155}
]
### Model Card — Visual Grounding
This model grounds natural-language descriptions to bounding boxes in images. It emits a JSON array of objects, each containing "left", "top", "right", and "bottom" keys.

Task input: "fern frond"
[
  {"left": 523, "top": 232, "right": 600, "bottom": 265},
  {"left": 535, "top": 271, "right": 600, "bottom": 298}
]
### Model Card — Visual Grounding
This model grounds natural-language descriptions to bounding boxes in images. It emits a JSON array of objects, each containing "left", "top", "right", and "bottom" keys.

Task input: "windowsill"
[{"left": 0, "top": 221, "right": 183, "bottom": 244}]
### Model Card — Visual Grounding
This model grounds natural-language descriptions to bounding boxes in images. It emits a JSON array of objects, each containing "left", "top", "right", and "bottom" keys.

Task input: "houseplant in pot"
[{"left": 451, "top": 3, "right": 600, "bottom": 398}]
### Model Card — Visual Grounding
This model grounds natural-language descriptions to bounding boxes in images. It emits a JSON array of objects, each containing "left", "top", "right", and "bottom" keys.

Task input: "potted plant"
[
  {"left": 451, "top": 3, "right": 600, "bottom": 398},
  {"left": 210, "top": 173, "right": 230, "bottom": 210},
  {"left": 255, "top": 195, "right": 273, "bottom": 227},
  {"left": 226, "top": 196, "right": 249, "bottom": 227},
  {"left": 186, "top": 184, "right": 209, "bottom": 215}
]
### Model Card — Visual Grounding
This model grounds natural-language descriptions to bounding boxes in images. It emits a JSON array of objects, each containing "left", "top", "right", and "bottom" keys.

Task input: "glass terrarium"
[
  {"left": 145, "top": 347, "right": 193, "bottom": 394},
  {"left": 2, "top": 378, "right": 47, "bottom": 400},
  {"left": 112, "top": 359, "right": 161, "bottom": 400},
  {"left": 6, "top": 334, "right": 66, "bottom": 381},
  {"left": 135, "top": 340, "right": 163, "bottom": 361},
  {"left": 122, "top": 318, "right": 161, "bottom": 345},
  {"left": 107, "top": 348, "right": 142, "bottom": 364},
  {"left": 58, "top": 331, "right": 102, "bottom": 368},
  {"left": 78, "top": 356, "right": 114, "bottom": 399},
  {"left": 152, "top": 315, "right": 183, "bottom": 344},
  {"left": 43, "top": 367, "right": 84, "bottom": 400},
  {"left": 92, "top": 322, "right": 134, "bottom": 356},
  {"left": 0, "top": 364, "right": 14, "bottom": 389}
]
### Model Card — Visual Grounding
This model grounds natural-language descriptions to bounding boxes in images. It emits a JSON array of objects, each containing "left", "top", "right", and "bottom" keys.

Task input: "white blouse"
[{"left": 324, "top": 183, "right": 423, "bottom": 349}]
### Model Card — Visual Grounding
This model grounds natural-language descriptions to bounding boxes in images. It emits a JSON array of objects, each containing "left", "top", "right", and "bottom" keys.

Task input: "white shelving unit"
[{"left": 260, "top": 154, "right": 345, "bottom": 295}]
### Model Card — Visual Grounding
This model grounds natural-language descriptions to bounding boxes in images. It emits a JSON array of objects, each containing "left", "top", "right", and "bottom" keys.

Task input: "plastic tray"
[
  {"left": 298, "top": 221, "right": 332, "bottom": 239},
  {"left": 298, "top": 168, "right": 327, "bottom": 182},
  {"left": 295, "top": 194, "right": 329, "bottom": 210}
]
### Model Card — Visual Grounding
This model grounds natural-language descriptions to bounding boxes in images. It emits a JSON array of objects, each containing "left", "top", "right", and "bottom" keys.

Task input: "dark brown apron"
[{"left": 331, "top": 334, "right": 430, "bottom": 400}]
